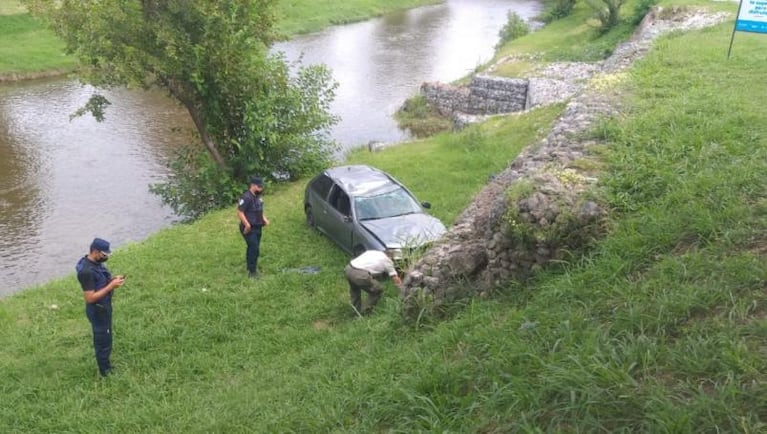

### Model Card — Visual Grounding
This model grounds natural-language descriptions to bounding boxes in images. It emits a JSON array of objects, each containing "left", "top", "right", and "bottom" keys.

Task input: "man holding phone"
[
  {"left": 76, "top": 237, "right": 125, "bottom": 377},
  {"left": 237, "top": 175, "right": 270, "bottom": 279}
]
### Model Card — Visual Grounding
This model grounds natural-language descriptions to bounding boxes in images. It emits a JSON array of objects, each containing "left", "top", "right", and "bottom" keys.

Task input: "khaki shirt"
[{"left": 349, "top": 250, "right": 396, "bottom": 277}]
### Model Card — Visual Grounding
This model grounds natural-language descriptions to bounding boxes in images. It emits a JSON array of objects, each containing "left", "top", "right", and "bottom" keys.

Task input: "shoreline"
[{"left": 0, "top": 68, "right": 74, "bottom": 83}]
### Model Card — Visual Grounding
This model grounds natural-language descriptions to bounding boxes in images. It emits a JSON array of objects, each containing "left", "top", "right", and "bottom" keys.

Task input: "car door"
[
  {"left": 321, "top": 184, "right": 355, "bottom": 253},
  {"left": 307, "top": 174, "right": 333, "bottom": 231}
]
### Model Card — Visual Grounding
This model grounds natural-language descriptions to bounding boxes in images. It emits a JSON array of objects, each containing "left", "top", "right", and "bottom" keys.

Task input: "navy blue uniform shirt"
[
  {"left": 238, "top": 190, "right": 265, "bottom": 227},
  {"left": 76, "top": 256, "right": 113, "bottom": 305}
]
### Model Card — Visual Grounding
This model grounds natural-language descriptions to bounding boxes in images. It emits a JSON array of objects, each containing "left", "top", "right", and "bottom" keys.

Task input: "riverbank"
[
  {"left": 3, "top": 0, "right": 766, "bottom": 432},
  {"left": 0, "top": 0, "right": 523, "bottom": 296},
  {"left": 0, "top": 12, "right": 77, "bottom": 80},
  {"left": 0, "top": 0, "right": 439, "bottom": 81}
]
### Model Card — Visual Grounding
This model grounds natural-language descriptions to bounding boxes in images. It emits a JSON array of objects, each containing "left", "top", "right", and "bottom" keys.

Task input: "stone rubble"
[{"left": 400, "top": 7, "right": 731, "bottom": 316}]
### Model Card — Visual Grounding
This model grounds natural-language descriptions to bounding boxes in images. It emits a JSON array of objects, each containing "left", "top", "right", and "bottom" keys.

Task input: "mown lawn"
[{"left": 0, "top": 0, "right": 438, "bottom": 76}]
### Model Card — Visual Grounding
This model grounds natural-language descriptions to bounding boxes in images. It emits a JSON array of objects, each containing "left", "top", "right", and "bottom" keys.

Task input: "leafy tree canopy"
[{"left": 23, "top": 0, "right": 338, "bottom": 218}]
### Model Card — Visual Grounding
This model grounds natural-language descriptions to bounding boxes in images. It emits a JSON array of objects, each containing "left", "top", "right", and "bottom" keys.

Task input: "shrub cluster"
[
  {"left": 496, "top": 11, "right": 530, "bottom": 48},
  {"left": 541, "top": 0, "right": 577, "bottom": 23}
]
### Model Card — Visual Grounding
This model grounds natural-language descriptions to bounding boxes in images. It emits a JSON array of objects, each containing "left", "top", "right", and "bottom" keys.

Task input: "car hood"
[{"left": 360, "top": 213, "right": 447, "bottom": 248}]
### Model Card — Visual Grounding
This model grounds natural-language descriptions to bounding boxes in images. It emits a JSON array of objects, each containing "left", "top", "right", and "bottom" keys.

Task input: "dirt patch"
[{"left": 312, "top": 320, "right": 333, "bottom": 331}]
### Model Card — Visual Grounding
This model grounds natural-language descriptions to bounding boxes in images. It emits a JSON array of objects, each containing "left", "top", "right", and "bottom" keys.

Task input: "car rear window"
[{"left": 310, "top": 174, "right": 334, "bottom": 199}]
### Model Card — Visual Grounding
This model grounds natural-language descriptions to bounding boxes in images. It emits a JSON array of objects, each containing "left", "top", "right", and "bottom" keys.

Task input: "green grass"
[
  {"left": 275, "top": 0, "right": 441, "bottom": 36},
  {"left": 0, "top": 14, "right": 76, "bottom": 75},
  {"left": 395, "top": 95, "right": 455, "bottom": 138},
  {"left": 3, "top": 1, "right": 767, "bottom": 432},
  {"left": 0, "top": 0, "right": 438, "bottom": 76},
  {"left": 345, "top": 108, "right": 562, "bottom": 225},
  {"left": 0, "top": 0, "right": 24, "bottom": 15},
  {"left": 494, "top": 0, "right": 737, "bottom": 68},
  {"left": 0, "top": 101, "right": 562, "bottom": 433}
]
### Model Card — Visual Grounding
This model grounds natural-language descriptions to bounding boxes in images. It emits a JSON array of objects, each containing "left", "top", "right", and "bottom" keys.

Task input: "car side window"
[
  {"left": 310, "top": 174, "right": 334, "bottom": 199},
  {"left": 328, "top": 185, "right": 351, "bottom": 217}
]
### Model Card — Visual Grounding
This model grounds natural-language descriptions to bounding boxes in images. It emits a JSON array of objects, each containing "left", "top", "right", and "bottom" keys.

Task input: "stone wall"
[
  {"left": 401, "top": 90, "right": 615, "bottom": 316},
  {"left": 399, "top": 8, "right": 730, "bottom": 317},
  {"left": 421, "top": 74, "right": 527, "bottom": 117}
]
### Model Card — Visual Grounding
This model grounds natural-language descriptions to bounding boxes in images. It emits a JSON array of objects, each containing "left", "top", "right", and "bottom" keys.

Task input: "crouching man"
[{"left": 344, "top": 250, "right": 402, "bottom": 316}]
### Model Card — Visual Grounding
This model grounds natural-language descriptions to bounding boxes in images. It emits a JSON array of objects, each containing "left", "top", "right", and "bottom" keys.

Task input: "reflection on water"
[
  {"left": 0, "top": 0, "right": 541, "bottom": 296},
  {"left": 274, "top": 0, "right": 542, "bottom": 150},
  {"left": 0, "top": 103, "right": 45, "bottom": 278},
  {"left": 0, "top": 80, "right": 190, "bottom": 296}
]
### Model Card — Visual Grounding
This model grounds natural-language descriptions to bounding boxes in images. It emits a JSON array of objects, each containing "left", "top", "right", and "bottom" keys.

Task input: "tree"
[
  {"left": 22, "top": 0, "right": 338, "bottom": 217},
  {"left": 585, "top": 0, "right": 626, "bottom": 32},
  {"left": 495, "top": 11, "right": 529, "bottom": 49},
  {"left": 542, "top": 0, "right": 577, "bottom": 23}
]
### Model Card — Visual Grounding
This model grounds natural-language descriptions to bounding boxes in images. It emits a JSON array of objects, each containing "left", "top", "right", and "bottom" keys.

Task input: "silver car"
[{"left": 304, "top": 164, "right": 447, "bottom": 260}]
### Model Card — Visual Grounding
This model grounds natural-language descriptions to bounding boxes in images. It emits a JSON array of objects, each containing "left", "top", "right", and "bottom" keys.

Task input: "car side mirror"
[{"left": 421, "top": 201, "right": 432, "bottom": 209}]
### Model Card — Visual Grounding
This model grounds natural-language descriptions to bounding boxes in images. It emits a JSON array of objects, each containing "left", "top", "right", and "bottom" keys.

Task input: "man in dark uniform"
[
  {"left": 237, "top": 175, "right": 270, "bottom": 279},
  {"left": 76, "top": 237, "right": 125, "bottom": 377}
]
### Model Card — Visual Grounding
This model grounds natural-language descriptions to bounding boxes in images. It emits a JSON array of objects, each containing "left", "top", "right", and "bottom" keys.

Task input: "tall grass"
[
  {"left": 2, "top": 1, "right": 766, "bottom": 432},
  {"left": 0, "top": 94, "right": 561, "bottom": 432}
]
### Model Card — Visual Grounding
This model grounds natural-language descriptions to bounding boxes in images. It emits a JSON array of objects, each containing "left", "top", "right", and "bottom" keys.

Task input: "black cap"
[
  {"left": 90, "top": 237, "right": 111, "bottom": 254},
  {"left": 250, "top": 176, "right": 264, "bottom": 187}
]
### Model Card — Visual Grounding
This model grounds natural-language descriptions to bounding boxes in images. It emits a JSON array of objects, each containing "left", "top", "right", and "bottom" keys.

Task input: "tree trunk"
[{"left": 166, "top": 79, "right": 228, "bottom": 170}]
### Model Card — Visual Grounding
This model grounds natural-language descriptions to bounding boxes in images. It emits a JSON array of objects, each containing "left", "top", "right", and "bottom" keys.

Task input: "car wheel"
[{"left": 305, "top": 205, "right": 316, "bottom": 228}]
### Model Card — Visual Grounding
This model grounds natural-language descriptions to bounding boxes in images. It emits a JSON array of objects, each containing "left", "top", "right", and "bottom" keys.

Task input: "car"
[{"left": 304, "top": 164, "right": 447, "bottom": 261}]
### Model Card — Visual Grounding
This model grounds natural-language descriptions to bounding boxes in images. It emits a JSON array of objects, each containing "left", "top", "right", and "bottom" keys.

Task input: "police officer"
[
  {"left": 237, "top": 175, "right": 270, "bottom": 279},
  {"left": 76, "top": 237, "right": 125, "bottom": 377}
]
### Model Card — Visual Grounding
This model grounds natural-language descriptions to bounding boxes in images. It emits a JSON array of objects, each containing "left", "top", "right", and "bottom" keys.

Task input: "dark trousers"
[
  {"left": 344, "top": 264, "right": 383, "bottom": 314},
  {"left": 242, "top": 226, "right": 263, "bottom": 273},
  {"left": 85, "top": 303, "right": 112, "bottom": 376}
]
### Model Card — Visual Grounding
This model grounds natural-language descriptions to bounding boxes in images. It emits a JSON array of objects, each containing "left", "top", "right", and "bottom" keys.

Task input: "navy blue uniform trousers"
[
  {"left": 86, "top": 303, "right": 112, "bottom": 376},
  {"left": 242, "top": 226, "right": 263, "bottom": 273}
]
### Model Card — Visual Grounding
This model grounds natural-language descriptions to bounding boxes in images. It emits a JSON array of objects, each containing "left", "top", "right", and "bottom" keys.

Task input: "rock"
[{"left": 400, "top": 8, "right": 729, "bottom": 316}]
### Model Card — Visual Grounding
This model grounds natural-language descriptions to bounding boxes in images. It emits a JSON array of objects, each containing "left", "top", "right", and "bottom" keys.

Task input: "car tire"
[{"left": 305, "top": 205, "right": 316, "bottom": 228}]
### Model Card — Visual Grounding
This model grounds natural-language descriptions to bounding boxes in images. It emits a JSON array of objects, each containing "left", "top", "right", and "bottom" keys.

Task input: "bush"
[
  {"left": 149, "top": 147, "right": 241, "bottom": 221},
  {"left": 496, "top": 11, "right": 530, "bottom": 48},
  {"left": 586, "top": 0, "right": 626, "bottom": 33},
  {"left": 631, "top": 0, "right": 658, "bottom": 25},
  {"left": 541, "top": 0, "right": 577, "bottom": 23},
  {"left": 396, "top": 95, "right": 454, "bottom": 138}
]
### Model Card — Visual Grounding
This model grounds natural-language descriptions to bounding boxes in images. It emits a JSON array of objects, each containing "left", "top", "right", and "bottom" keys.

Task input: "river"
[{"left": 0, "top": 0, "right": 542, "bottom": 296}]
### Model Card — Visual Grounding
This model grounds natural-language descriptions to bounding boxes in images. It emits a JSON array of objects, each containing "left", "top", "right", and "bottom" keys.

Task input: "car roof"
[{"left": 324, "top": 165, "right": 398, "bottom": 196}]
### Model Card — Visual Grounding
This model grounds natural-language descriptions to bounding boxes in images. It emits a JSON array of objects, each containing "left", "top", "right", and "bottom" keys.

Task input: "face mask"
[{"left": 96, "top": 256, "right": 109, "bottom": 263}]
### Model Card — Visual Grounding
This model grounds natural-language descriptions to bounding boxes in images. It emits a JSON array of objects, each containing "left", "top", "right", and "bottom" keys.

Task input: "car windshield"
[{"left": 354, "top": 188, "right": 422, "bottom": 220}]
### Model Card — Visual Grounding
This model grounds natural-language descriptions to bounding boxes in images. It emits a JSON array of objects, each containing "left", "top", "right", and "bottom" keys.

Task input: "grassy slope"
[
  {"left": 2, "top": 0, "right": 766, "bottom": 432},
  {"left": 0, "top": 0, "right": 24, "bottom": 15},
  {"left": 275, "top": 0, "right": 442, "bottom": 36},
  {"left": 0, "top": 0, "right": 439, "bottom": 76},
  {"left": 0, "top": 13, "right": 76, "bottom": 74}
]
